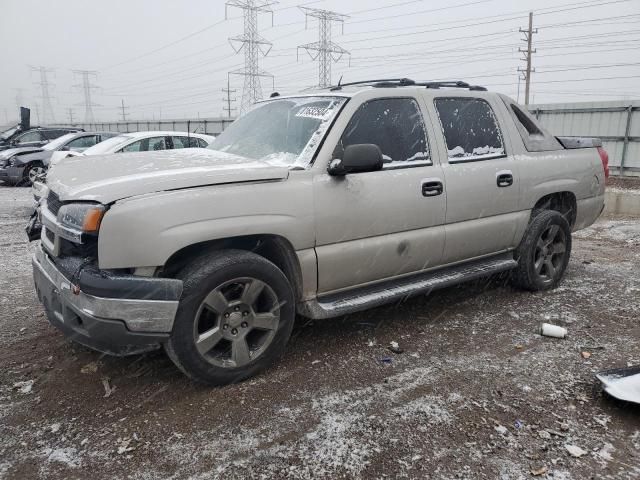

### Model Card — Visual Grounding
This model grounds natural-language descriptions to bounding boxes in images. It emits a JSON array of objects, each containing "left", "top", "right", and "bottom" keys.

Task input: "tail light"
[{"left": 597, "top": 146, "right": 609, "bottom": 180}]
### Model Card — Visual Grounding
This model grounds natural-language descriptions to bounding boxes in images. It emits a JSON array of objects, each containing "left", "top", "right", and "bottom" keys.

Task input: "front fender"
[{"left": 97, "top": 176, "right": 314, "bottom": 269}]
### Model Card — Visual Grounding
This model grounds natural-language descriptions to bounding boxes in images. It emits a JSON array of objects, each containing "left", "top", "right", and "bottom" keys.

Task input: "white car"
[
  {"left": 34, "top": 131, "right": 215, "bottom": 202},
  {"left": 49, "top": 131, "right": 215, "bottom": 166}
]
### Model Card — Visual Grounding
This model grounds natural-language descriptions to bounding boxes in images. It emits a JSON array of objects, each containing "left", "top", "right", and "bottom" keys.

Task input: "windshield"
[
  {"left": 82, "top": 134, "right": 134, "bottom": 155},
  {"left": 43, "top": 133, "right": 77, "bottom": 151},
  {"left": 0, "top": 126, "right": 19, "bottom": 141},
  {"left": 208, "top": 96, "right": 347, "bottom": 167}
]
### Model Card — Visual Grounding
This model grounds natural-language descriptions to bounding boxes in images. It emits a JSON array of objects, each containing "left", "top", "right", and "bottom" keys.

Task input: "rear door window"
[
  {"left": 434, "top": 97, "right": 505, "bottom": 162},
  {"left": 172, "top": 136, "right": 200, "bottom": 149},
  {"left": 121, "top": 136, "right": 167, "bottom": 152},
  {"left": 337, "top": 97, "right": 431, "bottom": 169}
]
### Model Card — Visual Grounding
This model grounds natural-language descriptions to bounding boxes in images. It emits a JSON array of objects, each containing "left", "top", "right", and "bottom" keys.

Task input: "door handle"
[
  {"left": 422, "top": 180, "right": 443, "bottom": 197},
  {"left": 496, "top": 171, "right": 514, "bottom": 188}
]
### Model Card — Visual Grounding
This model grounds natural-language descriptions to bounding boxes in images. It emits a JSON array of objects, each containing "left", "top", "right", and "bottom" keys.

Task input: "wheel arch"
[
  {"left": 531, "top": 191, "right": 577, "bottom": 228},
  {"left": 161, "top": 234, "right": 304, "bottom": 301}
]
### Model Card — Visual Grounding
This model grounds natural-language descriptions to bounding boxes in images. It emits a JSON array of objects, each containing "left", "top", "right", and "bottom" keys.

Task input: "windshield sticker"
[{"left": 296, "top": 106, "right": 330, "bottom": 120}]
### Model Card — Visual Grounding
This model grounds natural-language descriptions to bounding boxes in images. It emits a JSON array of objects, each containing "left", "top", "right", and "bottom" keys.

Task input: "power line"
[
  {"left": 298, "top": 7, "right": 349, "bottom": 88},
  {"left": 227, "top": 0, "right": 276, "bottom": 113}
]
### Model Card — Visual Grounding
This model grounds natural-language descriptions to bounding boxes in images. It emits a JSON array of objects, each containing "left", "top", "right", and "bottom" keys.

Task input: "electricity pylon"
[
  {"left": 298, "top": 7, "right": 349, "bottom": 88},
  {"left": 226, "top": 0, "right": 276, "bottom": 113},
  {"left": 72, "top": 70, "right": 100, "bottom": 123}
]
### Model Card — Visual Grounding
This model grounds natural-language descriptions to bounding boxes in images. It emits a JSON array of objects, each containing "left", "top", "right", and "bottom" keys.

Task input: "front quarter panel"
[{"left": 97, "top": 172, "right": 314, "bottom": 269}]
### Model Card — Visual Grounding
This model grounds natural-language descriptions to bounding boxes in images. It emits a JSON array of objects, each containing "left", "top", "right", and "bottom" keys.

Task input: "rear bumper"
[{"left": 32, "top": 245, "right": 182, "bottom": 355}]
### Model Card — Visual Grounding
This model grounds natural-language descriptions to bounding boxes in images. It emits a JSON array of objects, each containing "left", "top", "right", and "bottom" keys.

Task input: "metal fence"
[
  {"left": 61, "top": 118, "right": 236, "bottom": 137},
  {"left": 528, "top": 101, "right": 639, "bottom": 176}
]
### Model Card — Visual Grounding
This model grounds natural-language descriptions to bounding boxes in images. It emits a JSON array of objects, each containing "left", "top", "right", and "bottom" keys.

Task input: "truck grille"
[{"left": 47, "top": 191, "right": 63, "bottom": 216}]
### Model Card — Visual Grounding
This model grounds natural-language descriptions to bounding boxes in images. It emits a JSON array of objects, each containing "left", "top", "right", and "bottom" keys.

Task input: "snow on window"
[
  {"left": 336, "top": 98, "right": 431, "bottom": 167},
  {"left": 435, "top": 98, "right": 505, "bottom": 161}
]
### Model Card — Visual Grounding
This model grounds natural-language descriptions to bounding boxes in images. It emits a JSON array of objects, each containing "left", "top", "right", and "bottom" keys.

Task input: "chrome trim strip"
[{"left": 33, "top": 245, "right": 178, "bottom": 333}]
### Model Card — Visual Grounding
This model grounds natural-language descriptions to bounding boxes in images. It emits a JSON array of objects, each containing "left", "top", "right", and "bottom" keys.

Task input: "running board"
[{"left": 298, "top": 253, "right": 517, "bottom": 319}]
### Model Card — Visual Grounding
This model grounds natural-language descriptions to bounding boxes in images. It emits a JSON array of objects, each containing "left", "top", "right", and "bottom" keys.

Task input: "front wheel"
[
  {"left": 23, "top": 162, "right": 46, "bottom": 187},
  {"left": 512, "top": 210, "right": 572, "bottom": 291},
  {"left": 165, "top": 250, "right": 295, "bottom": 385}
]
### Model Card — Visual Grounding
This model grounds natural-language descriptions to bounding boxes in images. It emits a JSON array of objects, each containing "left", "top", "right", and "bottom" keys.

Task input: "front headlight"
[{"left": 58, "top": 203, "right": 106, "bottom": 234}]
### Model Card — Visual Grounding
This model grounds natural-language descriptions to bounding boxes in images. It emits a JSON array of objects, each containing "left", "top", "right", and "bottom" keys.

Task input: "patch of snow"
[
  {"left": 12, "top": 380, "right": 34, "bottom": 394},
  {"left": 44, "top": 447, "right": 81, "bottom": 468}
]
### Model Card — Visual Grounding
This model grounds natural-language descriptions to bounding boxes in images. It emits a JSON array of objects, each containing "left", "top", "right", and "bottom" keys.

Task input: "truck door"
[
  {"left": 313, "top": 96, "right": 446, "bottom": 294},
  {"left": 426, "top": 94, "right": 526, "bottom": 264}
]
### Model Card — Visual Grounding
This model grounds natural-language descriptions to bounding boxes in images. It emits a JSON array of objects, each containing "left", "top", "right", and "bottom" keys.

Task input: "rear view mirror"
[{"left": 328, "top": 144, "right": 384, "bottom": 176}]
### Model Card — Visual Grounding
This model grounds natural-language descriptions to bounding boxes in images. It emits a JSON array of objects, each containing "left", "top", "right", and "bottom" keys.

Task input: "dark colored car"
[
  {"left": 0, "top": 127, "right": 83, "bottom": 152},
  {"left": 0, "top": 131, "right": 117, "bottom": 186}
]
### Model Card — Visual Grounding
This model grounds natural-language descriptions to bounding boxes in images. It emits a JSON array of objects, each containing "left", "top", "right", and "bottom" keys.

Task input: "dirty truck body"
[{"left": 31, "top": 82, "right": 607, "bottom": 384}]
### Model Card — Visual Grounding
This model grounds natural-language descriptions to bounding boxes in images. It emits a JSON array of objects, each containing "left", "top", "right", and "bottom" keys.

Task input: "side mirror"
[
  {"left": 328, "top": 144, "right": 384, "bottom": 176},
  {"left": 60, "top": 145, "right": 70, "bottom": 151}
]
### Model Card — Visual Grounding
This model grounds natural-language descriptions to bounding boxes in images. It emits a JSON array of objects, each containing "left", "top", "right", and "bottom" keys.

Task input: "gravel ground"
[{"left": 0, "top": 185, "right": 639, "bottom": 480}]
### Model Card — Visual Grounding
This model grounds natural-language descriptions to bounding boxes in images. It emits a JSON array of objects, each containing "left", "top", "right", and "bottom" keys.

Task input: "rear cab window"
[
  {"left": 335, "top": 97, "right": 431, "bottom": 169},
  {"left": 434, "top": 97, "right": 505, "bottom": 163}
]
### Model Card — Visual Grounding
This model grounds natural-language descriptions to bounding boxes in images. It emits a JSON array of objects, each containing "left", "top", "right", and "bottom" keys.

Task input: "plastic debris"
[
  {"left": 12, "top": 380, "right": 34, "bottom": 394},
  {"left": 581, "top": 351, "right": 592, "bottom": 359},
  {"left": 494, "top": 425, "right": 508, "bottom": 435},
  {"left": 515, "top": 419, "right": 524, "bottom": 430},
  {"left": 81, "top": 362, "right": 99, "bottom": 374},
  {"left": 388, "top": 341, "right": 404, "bottom": 354},
  {"left": 565, "top": 444, "right": 588, "bottom": 458},
  {"left": 540, "top": 323, "right": 567, "bottom": 339},
  {"left": 379, "top": 357, "right": 393, "bottom": 365},
  {"left": 596, "top": 366, "right": 640, "bottom": 404},
  {"left": 538, "top": 430, "right": 552, "bottom": 440},
  {"left": 102, "top": 378, "right": 116, "bottom": 398},
  {"left": 530, "top": 466, "right": 548, "bottom": 476}
]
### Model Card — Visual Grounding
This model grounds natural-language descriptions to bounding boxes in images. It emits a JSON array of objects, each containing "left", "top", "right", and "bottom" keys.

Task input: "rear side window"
[
  {"left": 172, "top": 136, "right": 200, "bottom": 149},
  {"left": 15, "top": 131, "right": 44, "bottom": 143},
  {"left": 121, "top": 136, "right": 167, "bottom": 152},
  {"left": 434, "top": 97, "right": 505, "bottom": 162},
  {"left": 337, "top": 98, "right": 430, "bottom": 168},
  {"left": 67, "top": 136, "right": 98, "bottom": 150},
  {"left": 511, "top": 105, "right": 542, "bottom": 135}
]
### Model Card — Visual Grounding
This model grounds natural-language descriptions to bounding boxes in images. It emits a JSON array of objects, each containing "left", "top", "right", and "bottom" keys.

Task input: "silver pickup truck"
[{"left": 30, "top": 79, "right": 608, "bottom": 385}]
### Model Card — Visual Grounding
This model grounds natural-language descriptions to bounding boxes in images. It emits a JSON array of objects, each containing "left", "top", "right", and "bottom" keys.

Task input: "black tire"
[
  {"left": 512, "top": 210, "right": 572, "bottom": 291},
  {"left": 165, "top": 249, "right": 295, "bottom": 385}
]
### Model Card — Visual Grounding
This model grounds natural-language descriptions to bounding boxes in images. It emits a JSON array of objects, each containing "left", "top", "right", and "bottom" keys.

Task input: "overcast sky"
[{"left": 1, "top": 0, "right": 639, "bottom": 124}]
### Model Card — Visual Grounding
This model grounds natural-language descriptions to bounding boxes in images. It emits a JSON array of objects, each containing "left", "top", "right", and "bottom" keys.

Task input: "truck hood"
[{"left": 46, "top": 148, "right": 290, "bottom": 203}]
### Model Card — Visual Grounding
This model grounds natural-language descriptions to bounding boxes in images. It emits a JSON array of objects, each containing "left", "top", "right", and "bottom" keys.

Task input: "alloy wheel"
[
  {"left": 193, "top": 277, "right": 281, "bottom": 368},
  {"left": 533, "top": 224, "right": 567, "bottom": 283}
]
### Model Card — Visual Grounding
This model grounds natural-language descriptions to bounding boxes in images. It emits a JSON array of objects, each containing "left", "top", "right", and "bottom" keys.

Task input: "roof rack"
[{"left": 329, "top": 78, "right": 487, "bottom": 92}]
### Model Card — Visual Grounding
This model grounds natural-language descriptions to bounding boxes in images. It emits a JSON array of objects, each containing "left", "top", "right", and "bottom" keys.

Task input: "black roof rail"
[
  {"left": 329, "top": 78, "right": 487, "bottom": 92},
  {"left": 330, "top": 78, "right": 416, "bottom": 91}
]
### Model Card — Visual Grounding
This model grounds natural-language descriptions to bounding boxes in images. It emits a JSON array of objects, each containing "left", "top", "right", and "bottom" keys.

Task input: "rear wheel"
[
  {"left": 512, "top": 210, "right": 572, "bottom": 291},
  {"left": 165, "top": 250, "right": 295, "bottom": 385}
]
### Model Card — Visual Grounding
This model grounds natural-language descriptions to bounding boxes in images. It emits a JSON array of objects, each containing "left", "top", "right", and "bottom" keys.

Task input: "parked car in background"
[
  {"left": 0, "top": 131, "right": 118, "bottom": 186},
  {"left": 50, "top": 131, "right": 215, "bottom": 165},
  {"left": 0, "top": 127, "right": 83, "bottom": 152}
]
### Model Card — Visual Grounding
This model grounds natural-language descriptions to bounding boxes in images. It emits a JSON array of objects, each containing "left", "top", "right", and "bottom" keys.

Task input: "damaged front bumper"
[{"left": 32, "top": 244, "right": 183, "bottom": 355}]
